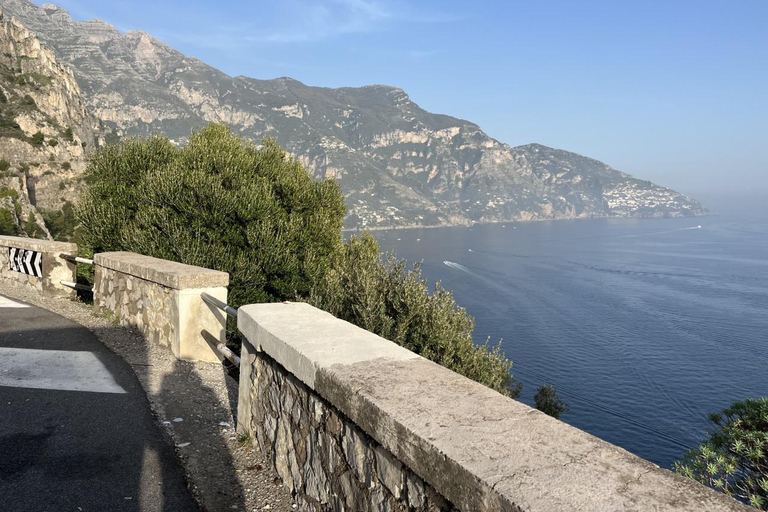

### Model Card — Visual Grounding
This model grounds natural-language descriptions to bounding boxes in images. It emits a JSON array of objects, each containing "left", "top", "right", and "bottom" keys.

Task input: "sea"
[{"left": 372, "top": 197, "right": 768, "bottom": 469}]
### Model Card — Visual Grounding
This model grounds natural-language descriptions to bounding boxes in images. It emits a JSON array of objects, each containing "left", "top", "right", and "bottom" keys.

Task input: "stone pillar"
[
  {"left": 0, "top": 235, "right": 77, "bottom": 298},
  {"left": 93, "top": 251, "right": 229, "bottom": 363}
]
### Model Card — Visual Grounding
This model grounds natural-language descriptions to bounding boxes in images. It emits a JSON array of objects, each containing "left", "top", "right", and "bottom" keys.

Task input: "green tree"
[
  {"left": 309, "top": 233, "right": 521, "bottom": 397},
  {"left": 23, "top": 212, "right": 44, "bottom": 239},
  {"left": 0, "top": 208, "right": 16, "bottom": 235},
  {"left": 676, "top": 398, "right": 768, "bottom": 510},
  {"left": 76, "top": 123, "right": 347, "bottom": 307},
  {"left": 77, "top": 123, "right": 521, "bottom": 397},
  {"left": 30, "top": 131, "right": 43, "bottom": 147},
  {"left": 534, "top": 384, "right": 569, "bottom": 419}
]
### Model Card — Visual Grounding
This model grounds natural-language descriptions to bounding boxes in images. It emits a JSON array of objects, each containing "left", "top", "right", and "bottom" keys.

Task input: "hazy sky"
[{"left": 41, "top": 0, "right": 767, "bottom": 198}]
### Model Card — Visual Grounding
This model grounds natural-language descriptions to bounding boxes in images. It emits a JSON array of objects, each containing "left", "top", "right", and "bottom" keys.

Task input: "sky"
[{"left": 40, "top": 0, "right": 767, "bottom": 200}]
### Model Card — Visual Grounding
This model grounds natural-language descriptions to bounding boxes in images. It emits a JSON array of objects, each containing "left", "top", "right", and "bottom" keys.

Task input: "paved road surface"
[{"left": 0, "top": 295, "right": 198, "bottom": 512}]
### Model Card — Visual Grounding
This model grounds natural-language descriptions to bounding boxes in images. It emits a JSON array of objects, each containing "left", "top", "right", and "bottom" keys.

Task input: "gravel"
[{"left": 0, "top": 282, "right": 295, "bottom": 512}]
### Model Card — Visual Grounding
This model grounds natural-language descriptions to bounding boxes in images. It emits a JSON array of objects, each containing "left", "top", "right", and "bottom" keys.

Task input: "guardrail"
[
  {"left": 60, "top": 280, "right": 94, "bottom": 292},
  {"left": 201, "top": 292, "right": 240, "bottom": 367},
  {"left": 61, "top": 254, "right": 94, "bottom": 265}
]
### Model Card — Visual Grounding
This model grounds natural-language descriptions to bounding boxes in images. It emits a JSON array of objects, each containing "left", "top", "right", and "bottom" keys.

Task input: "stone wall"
[
  {"left": 0, "top": 235, "right": 76, "bottom": 298},
  {"left": 93, "top": 251, "right": 230, "bottom": 363},
  {"left": 243, "top": 349, "right": 455, "bottom": 512},
  {"left": 237, "top": 302, "right": 751, "bottom": 512}
]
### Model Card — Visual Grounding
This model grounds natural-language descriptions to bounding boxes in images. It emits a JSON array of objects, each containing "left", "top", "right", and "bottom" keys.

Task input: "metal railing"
[
  {"left": 60, "top": 254, "right": 94, "bottom": 265},
  {"left": 201, "top": 292, "right": 238, "bottom": 318},
  {"left": 200, "top": 292, "right": 240, "bottom": 367},
  {"left": 60, "top": 280, "right": 94, "bottom": 292}
]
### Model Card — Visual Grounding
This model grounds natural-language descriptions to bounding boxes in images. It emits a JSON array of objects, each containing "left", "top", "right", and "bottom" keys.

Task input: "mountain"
[
  {"left": 0, "top": 5, "right": 101, "bottom": 238},
  {"left": 0, "top": 0, "right": 707, "bottom": 229}
]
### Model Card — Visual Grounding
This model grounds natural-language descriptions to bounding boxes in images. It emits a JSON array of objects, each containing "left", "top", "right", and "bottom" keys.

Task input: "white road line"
[
  {"left": 0, "top": 296, "right": 29, "bottom": 308},
  {"left": 0, "top": 347, "right": 127, "bottom": 394}
]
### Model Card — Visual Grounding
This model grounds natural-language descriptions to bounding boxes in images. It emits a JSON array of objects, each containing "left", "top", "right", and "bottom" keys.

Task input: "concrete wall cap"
[
  {"left": 94, "top": 251, "right": 229, "bottom": 290},
  {"left": 238, "top": 302, "right": 751, "bottom": 512},
  {"left": 238, "top": 302, "right": 421, "bottom": 389},
  {"left": 0, "top": 235, "right": 77, "bottom": 254}
]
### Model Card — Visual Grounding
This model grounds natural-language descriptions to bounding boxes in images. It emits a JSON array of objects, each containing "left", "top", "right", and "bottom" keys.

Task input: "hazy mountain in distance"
[{"left": 0, "top": 0, "right": 707, "bottom": 229}]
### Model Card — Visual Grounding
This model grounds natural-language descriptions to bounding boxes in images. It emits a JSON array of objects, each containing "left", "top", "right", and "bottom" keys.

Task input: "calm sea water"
[{"left": 373, "top": 203, "right": 768, "bottom": 469}]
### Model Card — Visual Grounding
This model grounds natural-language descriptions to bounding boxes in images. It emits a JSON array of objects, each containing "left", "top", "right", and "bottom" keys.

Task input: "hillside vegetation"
[{"left": 76, "top": 124, "right": 523, "bottom": 398}]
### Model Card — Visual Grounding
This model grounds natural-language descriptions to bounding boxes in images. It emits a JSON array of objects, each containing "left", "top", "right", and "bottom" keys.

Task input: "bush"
[
  {"left": 23, "top": 212, "right": 45, "bottom": 239},
  {"left": 0, "top": 159, "right": 9, "bottom": 172},
  {"left": 0, "top": 208, "right": 16, "bottom": 235},
  {"left": 676, "top": 398, "right": 768, "bottom": 509},
  {"left": 40, "top": 201, "right": 77, "bottom": 241},
  {"left": 534, "top": 384, "right": 569, "bottom": 419},
  {"left": 64, "top": 127, "right": 74, "bottom": 142},
  {"left": 48, "top": 138, "right": 58, "bottom": 148},
  {"left": 76, "top": 123, "right": 347, "bottom": 307},
  {"left": 77, "top": 123, "right": 522, "bottom": 398},
  {"left": 0, "top": 187, "right": 19, "bottom": 200},
  {"left": 30, "top": 131, "right": 43, "bottom": 147},
  {"left": 309, "top": 233, "right": 521, "bottom": 397}
]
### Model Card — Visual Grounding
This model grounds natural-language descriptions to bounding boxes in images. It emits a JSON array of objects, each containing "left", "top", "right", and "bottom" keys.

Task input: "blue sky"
[{"left": 42, "top": 0, "right": 767, "bottom": 199}]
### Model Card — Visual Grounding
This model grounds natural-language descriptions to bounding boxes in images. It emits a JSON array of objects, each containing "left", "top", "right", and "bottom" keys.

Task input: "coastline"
[{"left": 343, "top": 211, "right": 712, "bottom": 234}]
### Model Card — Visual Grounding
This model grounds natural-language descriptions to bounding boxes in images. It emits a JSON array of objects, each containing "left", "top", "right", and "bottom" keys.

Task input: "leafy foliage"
[
  {"left": 76, "top": 123, "right": 347, "bottom": 307},
  {"left": 309, "top": 233, "right": 521, "bottom": 397},
  {"left": 23, "top": 212, "right": 45, "bottom": 239},
  {"left": 30, "top": 131, "right": 43, "bottom": 147},
  {"left": 676, "top": 398, "right": 768, "bottom": 510},
  {"left": 0, "top": 208, "right": 16, "bottom": 235},
  {"left": 40, "top": 201, "right": 77, "bottom": 241},
  {"left": 534, "top": 384, "right": 569, "bottom": 419},
  {"left": 77, "top": 123, "right": 521, "bottom": 397}
]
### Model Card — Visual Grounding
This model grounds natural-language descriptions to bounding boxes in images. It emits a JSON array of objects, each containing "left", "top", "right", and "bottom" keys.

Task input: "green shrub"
[
  {"left": 21, "top": 94, "right": 35, "bottom": 107},
  {"left": 0, "top": 208, "right": 16, "bottom": 235},
  {"left": 81, "top": 141, "right": 87, "bottom": 149},
  {"left": 30, "top": 131, "right": 43, "bottom": 147},
  {"left": 48, "top": 137, "right": 58, "bottom": 148},
  {"left": 309, "top": 233, "right": 521, "bottom": 397},
  {"left": 534, "top": 384, "right": 569, "bottom": 419},
  {"left": 77, "top": 123, "right": 521, "bottom": 398},
  {"left": 0, "top": 159, "right": 9, "bottom": 172},
  {"left": 0, "top": 88, "right": 6, "bottom": 103},
  {"left": 64, "top": 127, "right": 74, "bottom": 142},
  {"left": 40, "top": 200, "right": 76, "bottom": 241},
  {"left": 23, "top": 212, "right": 45, "bottom": 239},
  {"left": 61, "top": 161, "right": 71, "bottom": 171},
  {"left": 76, "top": 123, "right": 347, "bottom": 307},
  {"left": 0, "top": 187, "right": 19, "bottom": 200},
  {"left": 676, "top": 398, "right": 768, "bottom": 510}
]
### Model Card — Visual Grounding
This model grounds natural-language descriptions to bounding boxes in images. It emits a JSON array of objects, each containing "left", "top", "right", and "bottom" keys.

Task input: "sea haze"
[{"left": 374, "top": 210, "right": 768, "bottom": 469}]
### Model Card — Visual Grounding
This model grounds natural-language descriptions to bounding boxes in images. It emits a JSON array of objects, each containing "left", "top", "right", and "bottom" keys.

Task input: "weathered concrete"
[
  {"left": 93, "top": 252, "right": 228, "bottom": 363},
  {"left": 95, "top": 251, "right": 229, "bottom": 290},
  {"left": 0, "top": 235, "right": 76, "bottom": 298},
  {"left": 237, "top": 302, "right": 751, "bottom": 512}
]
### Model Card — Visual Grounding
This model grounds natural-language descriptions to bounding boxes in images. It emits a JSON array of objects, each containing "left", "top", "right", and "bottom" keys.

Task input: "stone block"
[{"left": 0, "top": 235, "right": 76, "bottom": 298}]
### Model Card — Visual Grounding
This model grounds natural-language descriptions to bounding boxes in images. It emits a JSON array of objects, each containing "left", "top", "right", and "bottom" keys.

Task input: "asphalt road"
[{"left": 0, "top": 295, "right": 199, "bottom": 512}]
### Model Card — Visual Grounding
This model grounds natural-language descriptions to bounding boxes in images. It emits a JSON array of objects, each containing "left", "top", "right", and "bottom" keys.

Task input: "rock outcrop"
[{"left": 0, "top": 4, "right": 101, "bottom": 238}]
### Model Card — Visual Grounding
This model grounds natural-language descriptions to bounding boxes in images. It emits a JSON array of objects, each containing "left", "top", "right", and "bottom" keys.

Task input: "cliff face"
[
  {"left": 0, "top": 0, "right": 707, "bottom": 229},
  {"left": 0, "top": 5, "right": 101, "bottom": 237}
]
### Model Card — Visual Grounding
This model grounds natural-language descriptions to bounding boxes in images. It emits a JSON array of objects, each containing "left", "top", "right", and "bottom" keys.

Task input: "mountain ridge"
[{"left": 0, "top": 0, "right": 707, "bottom": 229}]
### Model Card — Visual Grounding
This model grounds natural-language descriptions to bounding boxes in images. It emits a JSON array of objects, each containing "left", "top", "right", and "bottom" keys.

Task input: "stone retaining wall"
[
  {"left": 237, "top": 302, "right": 751, "bottom": 512},
  {"left": 0, "top": 235, "right": 76, "bottom": 298},
  {"left": 93, "top": 251, "right": 230, "bottom": 363}
]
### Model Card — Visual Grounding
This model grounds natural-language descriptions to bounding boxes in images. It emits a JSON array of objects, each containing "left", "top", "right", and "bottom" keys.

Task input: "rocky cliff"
[
  {"left": 0, "top": 0, "right": 707, "bottom": 229},
  {"left": 0, "top": 4, "right": 100, "bottom": 238}
]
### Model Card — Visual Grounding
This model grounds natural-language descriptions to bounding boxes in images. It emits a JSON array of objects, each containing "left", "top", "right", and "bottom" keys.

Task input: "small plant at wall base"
[
  {"left": 675, "top": 398, "right": 768, "bottom": 510},
  {"left": 534, "top": 384, "right": 569, "bottom": 419}
]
